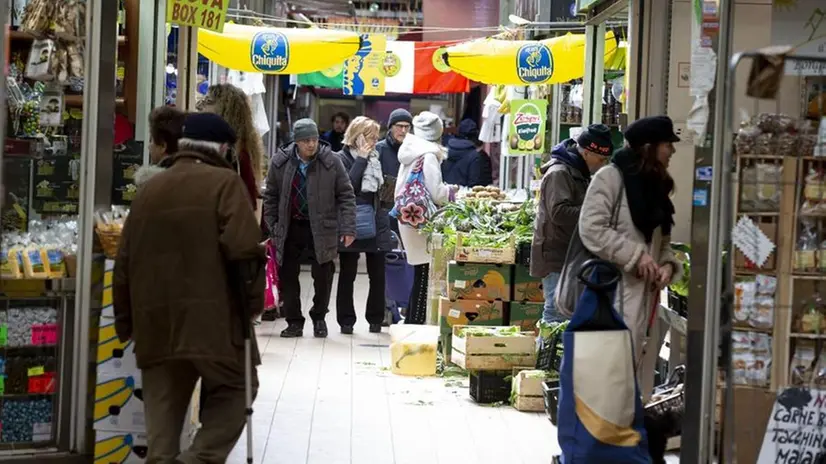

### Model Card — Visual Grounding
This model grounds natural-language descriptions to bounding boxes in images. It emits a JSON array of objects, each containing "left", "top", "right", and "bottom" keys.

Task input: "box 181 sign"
[{"left": 167, "top": 0, "right": 229, "bottom": 33}]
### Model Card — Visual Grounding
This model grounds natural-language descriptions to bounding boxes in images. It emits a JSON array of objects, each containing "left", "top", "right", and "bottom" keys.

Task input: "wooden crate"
[
  {"left": 451, "top": 325, "right": 536, "bottom": 370},
  {"left": 454, "top": 234, "right": 516, "bottom": 264},
  {"left": 512, "top": 369, "right": 547, "bottom": 412}
]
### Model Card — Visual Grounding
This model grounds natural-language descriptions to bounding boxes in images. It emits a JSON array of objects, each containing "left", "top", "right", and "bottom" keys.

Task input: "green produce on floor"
[{"left": 447, "top": 261, "right": 511, "bottom": 301}]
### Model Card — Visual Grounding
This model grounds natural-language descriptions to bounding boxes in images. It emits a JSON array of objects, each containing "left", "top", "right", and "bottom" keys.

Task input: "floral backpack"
[{"left": 390, "top": 156, "right": 437, "bottom": 229}]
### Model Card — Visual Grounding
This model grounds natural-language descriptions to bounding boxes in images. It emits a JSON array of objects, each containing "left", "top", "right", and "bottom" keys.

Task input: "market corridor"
[{"left": 225, "top": 271, "right": 559, "bottom": 464}]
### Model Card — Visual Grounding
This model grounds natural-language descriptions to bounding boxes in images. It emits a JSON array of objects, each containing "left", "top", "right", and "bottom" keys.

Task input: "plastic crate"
[
  {"left": 536, "top": 332, "right": 563, "bottom": 372},
  {"left": 469, "top": 370, "right": 511, "bottom": 404},
  {"left": 667, "top": 289, "right": 688, "bottom": 318},
  {"left": 542, "top": 379, "right": 560, "bottom": 425},
  {"left": 516, "top": 242, "right": 531, "bottom": 268}
]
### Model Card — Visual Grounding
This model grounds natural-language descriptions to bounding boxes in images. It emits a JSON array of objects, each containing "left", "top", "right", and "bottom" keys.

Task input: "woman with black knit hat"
[{"left": 577, "top": 115, "right": 684, "bottom": 403}]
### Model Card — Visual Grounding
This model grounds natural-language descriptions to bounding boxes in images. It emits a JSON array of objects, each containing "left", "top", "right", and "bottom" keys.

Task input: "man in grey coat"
[
  {"left": 530, "top": 124, "right": 613, "bottom": 323},
  {"left": 263, "top": 118, "right": 356, "bottom": 338}
]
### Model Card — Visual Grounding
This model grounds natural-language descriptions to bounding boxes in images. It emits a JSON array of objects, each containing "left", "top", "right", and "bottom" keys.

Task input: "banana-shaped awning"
[
  {"left": 443, "top": 31, "right": 619, "bottom": 85},
  {"left": 197, "top": 23, "right": 362, "bottom": 74}
]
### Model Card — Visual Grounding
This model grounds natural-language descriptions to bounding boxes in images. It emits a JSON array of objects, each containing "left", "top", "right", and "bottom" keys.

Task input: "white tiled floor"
[
  {"left": 225, "top": 272, "right": 558, "bottom": 464},
  {"left": 225, "top": 271, "right": 680, "bottom": 464}
]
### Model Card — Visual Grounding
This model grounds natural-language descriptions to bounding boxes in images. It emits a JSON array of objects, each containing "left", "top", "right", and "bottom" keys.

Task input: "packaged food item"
[
  {"left": 749, "top": 296, "right": 774, "bottom": 329},
  {"left": 775, "top": 132, "right": 798, "bottom": 157},
  {"left": 754, "top": 133, "right": 774, "bottom": 154},
  {"left": 790, "top": 344, "right": 816, "bottom": 385},
  {"left": 739, "top": 165, "right": 758, "bottom": 211},
  {"left": 25, "top": 39, "right": 56, "bottom": 81},
  {"left": 734, "top": 280, "right": 756, "bottom": 323},
  {"left": 731, "top": 330, "right": 752, "bottom": 352},
  {"left": 43, "top": 245, "right": 64, "bottom": 279},
  {"left": 22, "top": 247, "right": 50, "bottom": 279},
  {"left": 732, "top": 352, "right": 751, "bottom": 385},
  {"left": 755, "top": 163, "right": 781, "bottom": 210},
  {"left": 802, "top": 169, "right": 826, "bottom": 215},
  {"left": 0, "top": 247, "right": 23, "bottom": 280},
  {"left": 748, "top": 353, "right": 770, "bottom": 386},
  {"left": 794, "top": 220, "right": 818, "bottom": 271},
  {"left": 755, "top": 274, "right": 777, "bottom": 295},
  {"left": 734, "top": 124, "right": 760, "bottom": 155}
]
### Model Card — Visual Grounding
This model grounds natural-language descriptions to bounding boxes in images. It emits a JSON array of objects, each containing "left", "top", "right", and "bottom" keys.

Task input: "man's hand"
[
  {"left": 341, "top": 235, "right": 355, "bottom": 247},
  {"left": 656, "top": 263, "right": 674, "bottom": 290}
]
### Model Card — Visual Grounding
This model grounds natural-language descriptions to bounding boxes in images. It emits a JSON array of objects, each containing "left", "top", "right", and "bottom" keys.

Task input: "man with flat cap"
[
  {"left": 113, "top": 112, "right": 265, "bottom": 463},
  {"left": 530, "top": 123, "right": 614, "bottom": 324}
]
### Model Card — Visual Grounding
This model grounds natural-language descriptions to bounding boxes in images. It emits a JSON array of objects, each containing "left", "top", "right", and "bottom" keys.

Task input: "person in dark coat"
[
  {"left": 442, "top": 118, "right": 484, "bottom": 187},
  {"left": 263, "top": 118, "right": 357, "bottom": 338},
  {"left": 529, "top": 124, "right": 613, "bottom": 323},
  {"left": 335, "top": 116, "right": 393, "bottom": 334},
  {"left": 375, "top": 108, "right": 413, "bottom": 237},
  {"left": 321, "top": 112, "right": 350, "bottom": 152}
]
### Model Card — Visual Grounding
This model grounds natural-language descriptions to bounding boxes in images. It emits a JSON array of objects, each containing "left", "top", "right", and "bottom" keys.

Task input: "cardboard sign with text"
[
  {"left": 757, "top": 387, "right": 826, "bottom": 463},
  {"left": 166, "top": 0, "right": 229, "bottom": 33}
]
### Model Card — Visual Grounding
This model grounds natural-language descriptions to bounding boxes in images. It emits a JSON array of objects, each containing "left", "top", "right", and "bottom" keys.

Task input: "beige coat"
[{"left": 578, "top": 164, "right": 682, "bottom": 398}]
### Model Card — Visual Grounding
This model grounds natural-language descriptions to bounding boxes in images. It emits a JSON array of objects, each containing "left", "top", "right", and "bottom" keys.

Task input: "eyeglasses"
[{"left": 394, "top": 123, "right": 411, "bottom": 131}]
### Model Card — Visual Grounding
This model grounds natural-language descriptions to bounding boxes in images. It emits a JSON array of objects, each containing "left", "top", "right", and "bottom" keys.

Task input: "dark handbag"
[
  {"left": 554, "top": 182, "right": 625, "bottom": 319},
  {"left": 355, "top": 203, "right": 377, "bottom": 240}
]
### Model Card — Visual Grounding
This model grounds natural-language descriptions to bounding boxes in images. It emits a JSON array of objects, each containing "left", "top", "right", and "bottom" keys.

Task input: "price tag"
[
  {"left": 454, "top": 280, "right": 466, "bottom": 289},
  {"left": 448, "top": 309, "right": 461, "bottom": 319},
  {"left": 42, "top": 324, "right": 58, "bottom": 345},
  {"left": 31, "top": 324, "right": 45, "bottom": 345},
  {"left": 0, "top": 376, "right": 5, "bottom": 396},
  {"left": 0, "top": 325, "right": 7, "bottom": 347},
  {"left": 27, "top": 366, "right": 44, "bottom": 377}
]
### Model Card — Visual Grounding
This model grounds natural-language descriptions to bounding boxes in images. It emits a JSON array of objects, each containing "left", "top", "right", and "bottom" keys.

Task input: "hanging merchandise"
[
  {"left": 224, "top": 71, "right": 269, "bottom": 137},
  {"left": 197, "top": 24, "right": 361, "bottom": 74},
  {"left": 443, "top": 31, "right": 619, "bottom": 86},
  {"left": 507, "top": 99, "right": 548, "bottom": 155},
  {"left": 479, "top": 85, "right": 505, "bottom": 143}
]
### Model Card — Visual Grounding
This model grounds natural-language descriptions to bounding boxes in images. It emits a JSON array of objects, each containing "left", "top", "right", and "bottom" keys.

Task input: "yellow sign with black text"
[{"left": 166, "top": 0, "right": 229, "bottom": 34}]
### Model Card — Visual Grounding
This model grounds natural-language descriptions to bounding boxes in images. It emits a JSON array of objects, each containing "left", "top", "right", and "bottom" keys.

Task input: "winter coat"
[
  {"left": 441, "top": 138, "right": 483, "bottom": 187},
  {"left": 478, "top": 149, "right": 493, "bottom": 187},
  {"left": 530, "top": 139, "right": 591, "bottom": 278},
  {"left": 337, "top": 146, "right": 393, "bottom": 252},
  {"left": 578, "top": 163, "right": 683, "bottom": 375},
  {"left": 395, "top": 133, "right": 453, "bottom": 266},
  {"left": 322, "top": 130, "right": 344, "bottom": 153},
  {"left": 113, "top": 150, "right": 265, "bottom": 369},
  {"left": 262, "top": 141, "right": 356, "bottom": 266}
]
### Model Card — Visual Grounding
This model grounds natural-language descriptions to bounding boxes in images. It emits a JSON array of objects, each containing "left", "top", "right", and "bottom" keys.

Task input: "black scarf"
[{"left": 611, "top": 147, "right": 674, "bottom": 243}]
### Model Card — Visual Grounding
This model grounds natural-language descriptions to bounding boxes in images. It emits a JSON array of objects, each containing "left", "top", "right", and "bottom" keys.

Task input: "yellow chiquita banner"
[
  {"left": 343, "top": 34, "right": 387, "bottom": 96},
  {"left": 197, "top": 23, "right": 362, "bottom": 74},
  {"left": 444, "top": 31, "right": 618, "bottom": 86}
]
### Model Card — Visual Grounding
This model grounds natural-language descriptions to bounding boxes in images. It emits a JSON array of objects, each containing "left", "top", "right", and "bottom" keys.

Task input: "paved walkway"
[{"left": 226, "top": 272, "right": 678, "bottom": 463}]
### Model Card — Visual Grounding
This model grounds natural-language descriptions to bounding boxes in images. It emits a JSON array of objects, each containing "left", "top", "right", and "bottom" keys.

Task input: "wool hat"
[
  {"left": 623, "top": 116, "right": 680, "bottom": 148},
  {"left": 293, "top": 118, "right": 320, "bottom": 142},
  {"left": 412, "top": 111, "right": 444, "bottom": 143},
  {"left": 388, "top": 108, "right": 413, "bottom": 128},
  {"left": 577, "top": 123, "right": 613, "bottom": 156},
  {"left": 182, "top": 113, "right": 237, "bottom": 145},
  {"left": 457, "top": 118, "right": 479, "bottom": 141}
]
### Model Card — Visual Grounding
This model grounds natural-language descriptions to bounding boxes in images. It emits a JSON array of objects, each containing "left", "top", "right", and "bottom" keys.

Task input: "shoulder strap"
[{"left": 609, "top": 168, "right": 625, "bottom": 229}]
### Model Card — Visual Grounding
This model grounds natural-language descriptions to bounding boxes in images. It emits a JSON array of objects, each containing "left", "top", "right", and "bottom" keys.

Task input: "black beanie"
[
  {"left": 577, "top": 124, "right": 613, "bottom": 156},
  {"left": 387, "top": 108, "right": 413, "bottom": 128}
]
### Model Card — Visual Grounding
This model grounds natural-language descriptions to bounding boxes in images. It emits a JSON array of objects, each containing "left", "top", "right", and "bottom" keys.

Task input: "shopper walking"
[
  {"left": 113, "top": 113, "right": 264, "bottom": 464},
  {"left": 263, "top": 118, "right": 356, "bottom": 338},
  {"left": 134, "top": 106, "right": 187, "bottom": 187},
  {"left": 442, "top": 118, "right": 485, "bottom": 187},
  {"left": 530, "top": 124, "right": 613, "bottom": 323},
  {"left": 376, "top": 108, "right": 413, "bottom": 237},
  {"left": 334, "top": 116, "right": 392, "bottom": 334},
  {"left": 577, "top": 116, "right": 683, "bottom": 401},
  {"left": 200, "top": 84, "right": 265, "bottom": 209},
  {"left": 394, "top": 111, "right": 456, "bottom": 324},
  {"left": 322, "top": 111, "right": 350, "bottom": 152}
]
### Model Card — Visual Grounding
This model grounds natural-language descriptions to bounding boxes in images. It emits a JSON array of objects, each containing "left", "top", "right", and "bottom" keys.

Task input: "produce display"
[
  {"left": 423, "top": 197, "right": 535, "bottom": 250},
  {"left": 1, "top": 219, "right": 78, "bottom": 280}
]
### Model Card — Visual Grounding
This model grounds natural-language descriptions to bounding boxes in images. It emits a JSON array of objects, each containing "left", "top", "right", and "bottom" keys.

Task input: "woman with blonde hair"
[
  {"left": 335, "top": 116, "right": 392, "bottom": 334},
  {"left": 199, "top": 84, "right": 265, "bottom": 208}
]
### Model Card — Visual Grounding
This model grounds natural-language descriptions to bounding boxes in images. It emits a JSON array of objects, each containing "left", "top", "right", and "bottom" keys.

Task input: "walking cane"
[{"left": 233, "top": 260, "right": 261, "bottom": 464}]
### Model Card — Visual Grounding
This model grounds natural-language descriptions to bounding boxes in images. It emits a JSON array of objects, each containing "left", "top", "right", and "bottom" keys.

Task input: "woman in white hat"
[{"left": 393, "top": 111, "right": 456, "bottom": 324}]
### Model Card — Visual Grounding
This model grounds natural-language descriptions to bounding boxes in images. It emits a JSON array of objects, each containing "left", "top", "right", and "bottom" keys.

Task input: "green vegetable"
[
  {"left": 455, "top": 326, "right": 523, "bottom": 338},
  {"left": 424, "top": 199, "right": 536, "bottom": 248},
  {"left": 668, "top": 242, "right": 691, "bottom": 297}
]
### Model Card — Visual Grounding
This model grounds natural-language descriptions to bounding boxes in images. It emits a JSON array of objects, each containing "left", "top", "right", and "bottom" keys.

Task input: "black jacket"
[
  {"left": 336, "top": 146, "right": 393, "bottom": 252},
  {"left": 442, "top": 138, "right": 483, "bottom": 187}
]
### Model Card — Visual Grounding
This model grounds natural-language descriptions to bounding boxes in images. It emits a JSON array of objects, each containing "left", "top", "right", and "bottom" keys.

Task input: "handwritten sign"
[
  {"left": 758, "top": 387, "right": 826, "bottom": 463},
  {"left": 166, "top": 0, "right": 228, "bottom": 33}
]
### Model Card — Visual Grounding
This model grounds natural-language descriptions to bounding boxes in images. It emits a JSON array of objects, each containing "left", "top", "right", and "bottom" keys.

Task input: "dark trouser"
[
  {"left": 337, "top": 251, "right": 386, "bottom": 327},
  {"left": 406, "top": 263, "right": 429, "bottom": 324},
  {"left": 280, "top": 220, "right": 335, "bottom": 326},
  {"left": 143, "top": 357, "right": 258, "bottom": 464}
]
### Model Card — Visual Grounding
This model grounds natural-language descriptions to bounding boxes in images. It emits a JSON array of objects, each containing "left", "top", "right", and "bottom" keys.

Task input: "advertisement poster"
[
  {"left": 343, "top": 34, "right": 387, "bottom": 96},
  {"left": 507, "top": 99, "right": 548, "bottom": 155},
  {"left": 166, "top": 0, "right": 229, "bottom": 33}
]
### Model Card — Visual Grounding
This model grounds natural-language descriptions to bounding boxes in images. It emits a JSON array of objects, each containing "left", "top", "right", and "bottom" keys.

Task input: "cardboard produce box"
[
  {"left": 512, "top": 265, "right": 544, "bottom": 302},
  {"left": 451, "top": 325, "right": 536, "bottom": 370},
  {"left": 438, "top": 298, "right": 504, "bottom": 334},
  {"left": 94, "top": 431, "right": 149, "bottom": 463},
  {"left": 97, "top": 317, "right": 138, "bottom": 379},
  {"left": 447, "top": 261, "right": 511, "bottom": 301},
  {"left": 509, "top": 302, "right": 543, "bottom": 332},
  {"left": 94, "top": 373, "right": 145, "bottom": 432}
]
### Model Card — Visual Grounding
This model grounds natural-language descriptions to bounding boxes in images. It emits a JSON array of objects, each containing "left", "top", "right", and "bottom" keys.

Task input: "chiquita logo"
[
  {"left": 516, "top": 43, "right": 553, "bottom": 84},
  {"left": 250, "top": 31, "right": 289, "bottom": 72}
]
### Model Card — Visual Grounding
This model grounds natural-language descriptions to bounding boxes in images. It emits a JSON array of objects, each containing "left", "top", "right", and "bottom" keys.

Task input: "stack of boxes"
[
  {"left": 94, "top": 260, "right": 198, "bottom": 463},
  {"left": 439, "top": 251, "right": 546, "bottom": 361}
]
